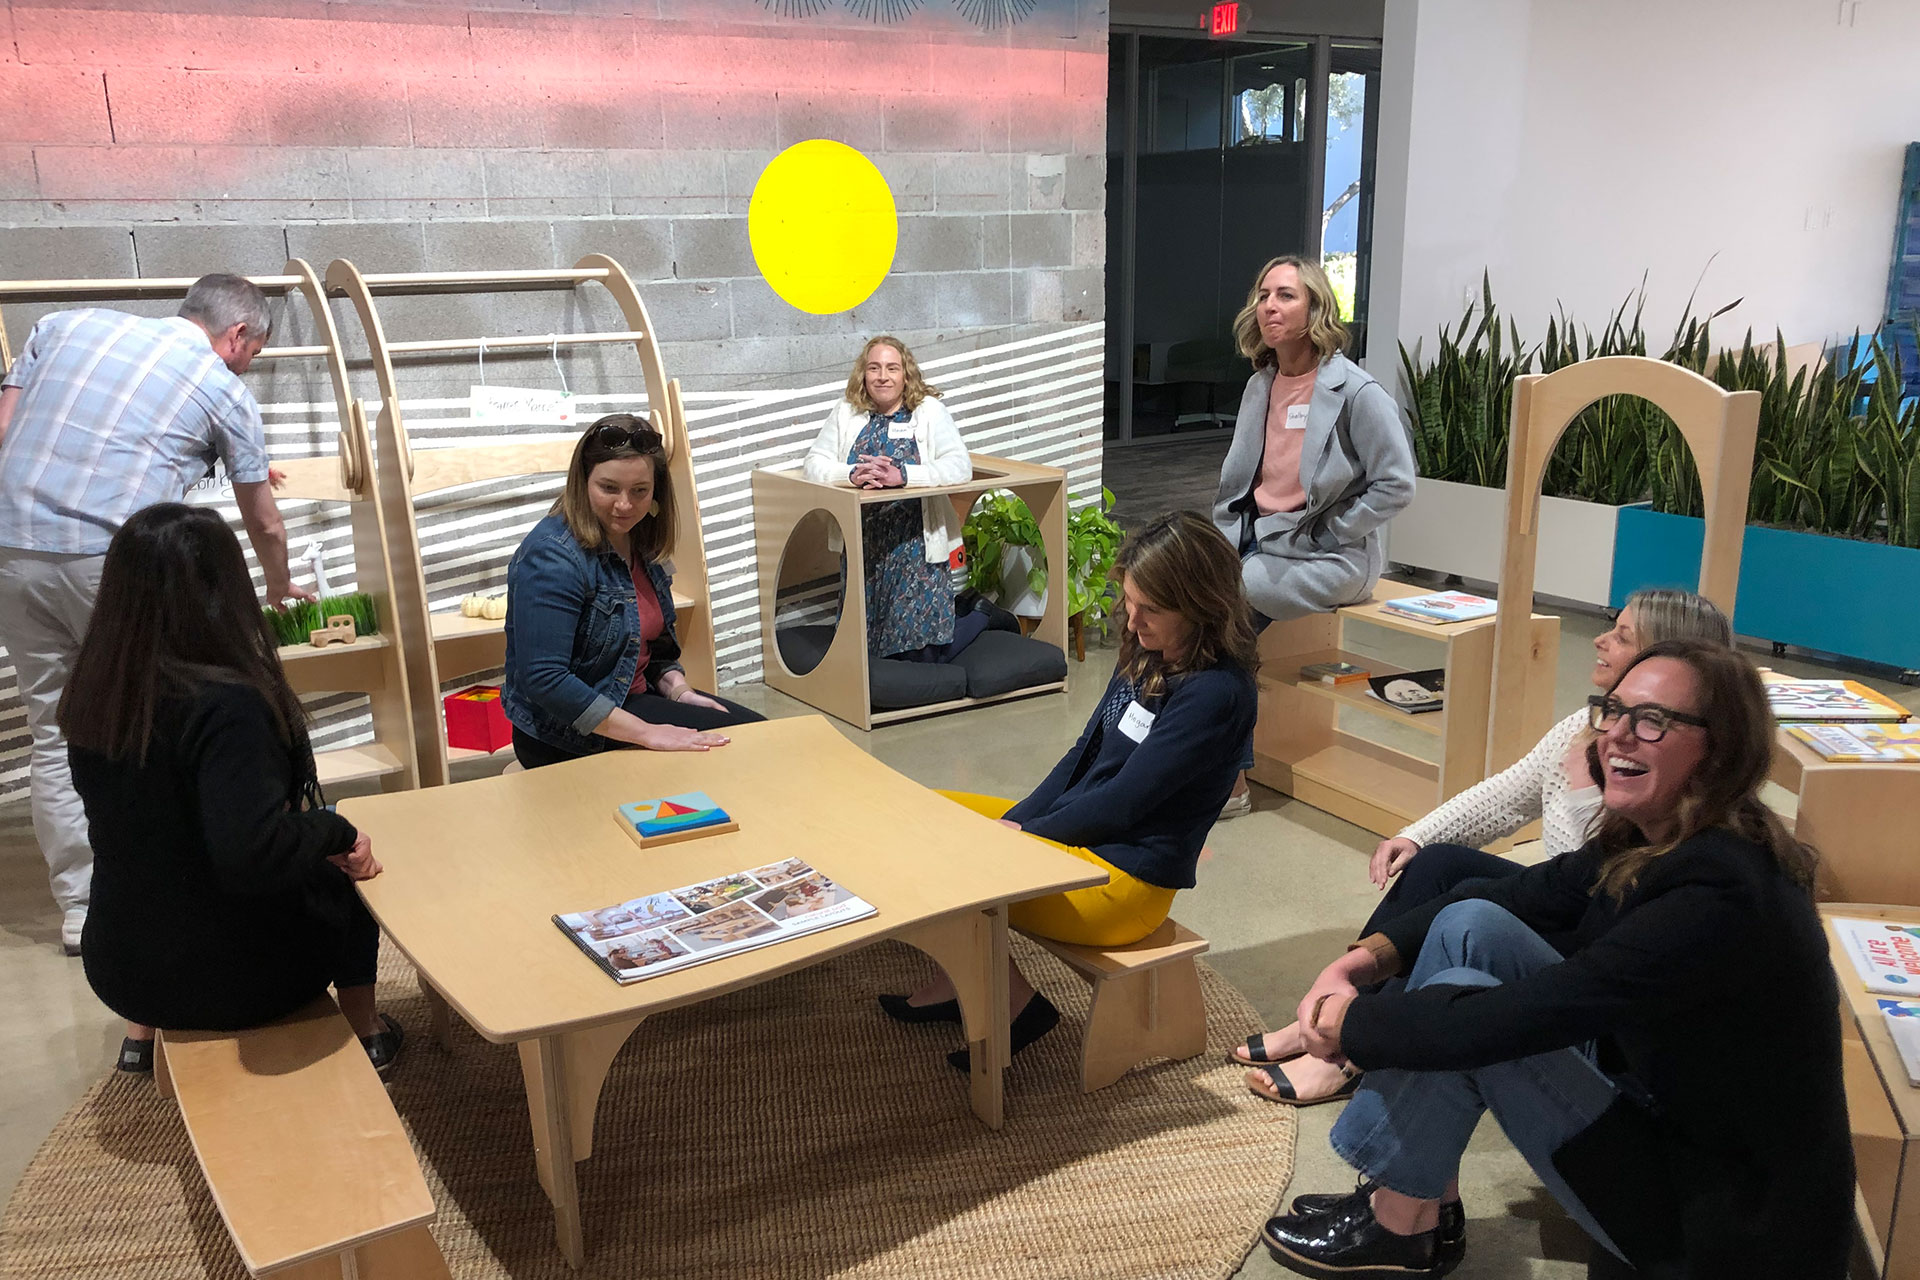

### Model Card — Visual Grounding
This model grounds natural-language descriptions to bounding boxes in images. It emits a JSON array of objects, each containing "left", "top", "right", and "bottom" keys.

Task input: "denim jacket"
[{"left": 502, "top": 513, "right": 683, "bottom": 756}]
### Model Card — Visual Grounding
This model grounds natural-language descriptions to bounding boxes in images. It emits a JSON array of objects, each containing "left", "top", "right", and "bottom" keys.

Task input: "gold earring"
[{"left": 647, "top": 501, "right": 660, "bottom": 518}]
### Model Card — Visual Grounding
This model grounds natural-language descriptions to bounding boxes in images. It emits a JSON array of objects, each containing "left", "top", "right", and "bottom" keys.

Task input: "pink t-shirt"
[
  {"left": 1253, "top": 369, "right": 1318, "bottom": 516},
  {"left": 627, "top": 561, "right": 666, "bottom": 695}
]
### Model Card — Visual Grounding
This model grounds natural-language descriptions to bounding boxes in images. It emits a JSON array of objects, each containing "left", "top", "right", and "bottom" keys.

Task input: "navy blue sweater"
[{"left": 1004, "top": 662, "right": 1256, "bottom": 889}]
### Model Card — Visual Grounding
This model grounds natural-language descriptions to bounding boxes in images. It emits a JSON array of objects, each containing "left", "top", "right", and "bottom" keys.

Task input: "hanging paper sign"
[{"left": 469, "top": 385, "right": 576, "bottom": 426}]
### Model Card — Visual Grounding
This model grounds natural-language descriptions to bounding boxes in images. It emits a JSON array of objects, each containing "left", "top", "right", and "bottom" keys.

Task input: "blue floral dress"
[{"left": 848, "top": 409, "right": 954, "bottom": 658}]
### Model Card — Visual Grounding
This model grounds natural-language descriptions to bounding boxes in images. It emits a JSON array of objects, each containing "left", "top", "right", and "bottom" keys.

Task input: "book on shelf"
[
  {"left": 554, "top": 857, "right": 876, "bottom": 984},
  {"left": 614, "top": 791, "right": 739, "bottom": 848},
  {"left": 1880, "top": 1000, "right": 1920, "bottom": 1087},
  {"left": 1365, "top": 668, "right": 1445, "bottom": 714},
  {"left": 1831, "top": 915, "right": 1920, "bottom": 996},
  {"left": 1300, "top": 659, "right": 1370, "bottom": 685},
  {"left": 1787, "top": 722, "right": 1920, "bottom": 762},
  {"left": 1379, "top": 591, "right": 1497, "bottom": 625},
  {"left": 1765, "top": 679, "right": 1910, "bottom": 724}
]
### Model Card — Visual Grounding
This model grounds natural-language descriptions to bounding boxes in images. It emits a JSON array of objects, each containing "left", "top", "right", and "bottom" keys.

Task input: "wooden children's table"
[{"left": 340, "top": 716, "right": 1102, "bottom": 1269}]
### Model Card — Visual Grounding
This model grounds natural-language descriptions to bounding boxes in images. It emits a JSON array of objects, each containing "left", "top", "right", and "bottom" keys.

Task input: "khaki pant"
[{"left": 0, "top": 547, "right": 105, "bottom": 913}]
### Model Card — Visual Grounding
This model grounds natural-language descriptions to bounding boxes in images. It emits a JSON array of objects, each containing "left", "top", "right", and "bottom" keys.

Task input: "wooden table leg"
[
  {"left": 900, "top": 906, "right": 1010, "bottom": 1129},
  {"left": 418, "top": 972, "right": 453, "bottom": 1048},
  {"left": 520, "top": 1034, "right": 584, "bottom": 1268}
]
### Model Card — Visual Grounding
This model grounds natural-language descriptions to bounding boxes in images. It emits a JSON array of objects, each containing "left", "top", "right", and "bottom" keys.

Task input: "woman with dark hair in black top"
[{"left": 60, "top": 503, "right": 402, "bottom": 1073}]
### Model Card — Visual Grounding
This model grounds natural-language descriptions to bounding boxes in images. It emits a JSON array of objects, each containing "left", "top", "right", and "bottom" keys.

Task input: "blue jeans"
[{"left": 1329, "top": 899, "right": 1628, "bottom": 1261}]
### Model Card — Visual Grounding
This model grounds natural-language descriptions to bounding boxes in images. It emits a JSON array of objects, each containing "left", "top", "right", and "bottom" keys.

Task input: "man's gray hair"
[{"left": 178, "top": 273, "right": 272, "bottom": 340}]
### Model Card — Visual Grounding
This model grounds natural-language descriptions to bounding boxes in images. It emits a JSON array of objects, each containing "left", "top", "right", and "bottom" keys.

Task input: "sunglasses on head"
[{"left": 591, "top": 421, "right": 662, "bottom": 450}]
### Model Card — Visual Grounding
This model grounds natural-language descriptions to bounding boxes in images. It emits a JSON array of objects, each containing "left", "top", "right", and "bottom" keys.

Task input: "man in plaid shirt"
[{"left": 0, "top": 273, "right": 313, "bottom": 955}]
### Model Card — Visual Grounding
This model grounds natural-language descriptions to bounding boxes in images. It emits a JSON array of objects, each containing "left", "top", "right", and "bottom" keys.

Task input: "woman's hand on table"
[
  {"left": 328, "top": 831, "right": 383, "bottom": 882},
  {"left": 1370, "top": 836, "right": 1421, "bottom": 889},
  {"left": 997, "top": 817, "right": 1022, "bottom": 831},
  {"left": 633, "top": 722, "right": 730, "bottom": 752}
]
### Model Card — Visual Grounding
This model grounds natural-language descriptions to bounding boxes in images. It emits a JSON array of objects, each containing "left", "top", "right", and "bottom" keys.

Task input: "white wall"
[{"left": 1371, "top": 0, "right": 1920, "bottom": 379}]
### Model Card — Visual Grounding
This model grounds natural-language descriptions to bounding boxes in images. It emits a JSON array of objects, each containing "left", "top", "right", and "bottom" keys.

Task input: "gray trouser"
[{"left": 0, "top": 547, "right": 104, "bottom": 913}]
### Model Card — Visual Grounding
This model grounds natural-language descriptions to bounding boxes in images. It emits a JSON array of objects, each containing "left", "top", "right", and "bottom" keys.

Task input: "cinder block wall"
[{"left": 0, "top": 0, "right": 1109, "bottom": 800}]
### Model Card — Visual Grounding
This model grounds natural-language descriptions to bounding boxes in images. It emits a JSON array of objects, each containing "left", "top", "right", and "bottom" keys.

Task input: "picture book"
[
  {"left": 1832, "top": 916, "right": 1920, "bottom": 996},
  {"left": 1787, "top": 722, "right": 1920, "bottom": 762},
  {"left": 1379, "top": 591, "right": 1497, "bottom": 625},
  {"left": 1764, "top": 679, "right": 1910, "bottom": 724},
  {"left": 1300, "top": 660, "right": 1370, "bottom": 686},
  {"left": 1880, "top": 1000, "right": 1920, "bottom": 1087},
  {"left": 554, "top": 857, "right": 875, "bottom": 984},
  {"left": 614, "top": 792, "right": 739, "bottom": 848},
  {"left": 1365, "top": 668, "right": 1446, "bottom": 714}
]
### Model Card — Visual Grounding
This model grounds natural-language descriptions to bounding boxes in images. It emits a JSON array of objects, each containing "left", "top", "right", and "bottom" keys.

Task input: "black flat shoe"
[
  {"left": 117, "top": 1037, "right": 154, "bottom": 1074},
  {"left": 878, "top": 993, "right": 962, "bottom": 1025},
  {"left": 361, "top": 1013, "right": 404, "bottom": 1076},
  {"left": 1263, "top": 1192, "right": 1461, "bottom": 1279},
  {"left": 1289, "top": 1185, "right": 1465, "bottom": 1249},
  {"left": 947, "top": 993, "right": 1060, "bottom": 1071}
]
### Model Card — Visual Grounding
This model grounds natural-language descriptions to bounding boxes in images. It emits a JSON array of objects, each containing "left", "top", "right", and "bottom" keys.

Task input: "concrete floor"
[{"left": 4, "top": 439, "right": 1915, "bottom": 1275}]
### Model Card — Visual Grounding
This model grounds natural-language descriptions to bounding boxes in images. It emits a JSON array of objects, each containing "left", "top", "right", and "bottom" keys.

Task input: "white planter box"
[{"left": 1385, "top": 478, "right": 1620, "bottom": 608}]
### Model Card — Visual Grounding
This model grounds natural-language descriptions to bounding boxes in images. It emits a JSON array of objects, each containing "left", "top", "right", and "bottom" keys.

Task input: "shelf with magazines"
[
  {"left": 0, "top": 263, "right": 423, "bottom": 794},
  {"left": 1249, "top": 578, "right": 1560, "bottom": 838},
  {"left": 322, "top": 257, "right": 716, "bottom": 786}
]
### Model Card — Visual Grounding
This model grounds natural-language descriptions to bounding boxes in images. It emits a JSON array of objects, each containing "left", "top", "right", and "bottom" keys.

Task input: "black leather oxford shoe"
[{"left": 1262, "top": 1191, "right": 1462, "bottom": 1279}]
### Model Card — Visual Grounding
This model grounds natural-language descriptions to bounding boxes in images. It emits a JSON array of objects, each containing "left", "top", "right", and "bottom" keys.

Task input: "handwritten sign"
[{"left": 470, "top": 385, "right": 575, "bottom": 426}]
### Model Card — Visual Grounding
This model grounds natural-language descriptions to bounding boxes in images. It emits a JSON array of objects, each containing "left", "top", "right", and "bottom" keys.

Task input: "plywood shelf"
[
  {"left": 1259, "top": 648, "right": 1442, "bottom": 737},
  {"left": 314, "top": 741, "right": 408, "bottom": 788}
]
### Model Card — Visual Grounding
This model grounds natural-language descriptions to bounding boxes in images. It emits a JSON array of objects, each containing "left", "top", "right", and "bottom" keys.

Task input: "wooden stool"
[
  {"left": 1020, "top": 918, "right": 1210, "bottom": 1092},
  {"left": 155, "top": 996, "right": 449, "bottom": 1279}
]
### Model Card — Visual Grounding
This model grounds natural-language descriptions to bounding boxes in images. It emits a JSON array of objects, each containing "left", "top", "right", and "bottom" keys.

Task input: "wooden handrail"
[
  {"left": 344, "top": 268, "right": 611, "bottom": 296},
  {"left": 0, "top": 275, "right": 303, "bottom": 302},
  {"left": 385, "top": 330, "right": 647, "bottom": 356}
]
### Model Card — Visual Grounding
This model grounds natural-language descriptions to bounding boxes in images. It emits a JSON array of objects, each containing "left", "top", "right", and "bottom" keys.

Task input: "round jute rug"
[{"left": 1, "top": 937, "right": 1293, "bottom": 1280}]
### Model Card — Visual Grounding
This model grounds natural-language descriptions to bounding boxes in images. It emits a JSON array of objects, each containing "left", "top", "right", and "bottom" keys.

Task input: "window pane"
[{"left": 1227, "top": 47, "right": 1308, "bottom": 147}]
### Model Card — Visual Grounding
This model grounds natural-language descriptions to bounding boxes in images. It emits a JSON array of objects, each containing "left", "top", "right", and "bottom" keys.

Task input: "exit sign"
[{"left": 1208, "top": 1, "right": 1239, "bottom": 37}]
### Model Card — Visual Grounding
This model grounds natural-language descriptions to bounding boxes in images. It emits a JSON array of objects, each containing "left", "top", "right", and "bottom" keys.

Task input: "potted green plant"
[{"left": 962, "top": 488, "right": 1124, "bottom": 658}]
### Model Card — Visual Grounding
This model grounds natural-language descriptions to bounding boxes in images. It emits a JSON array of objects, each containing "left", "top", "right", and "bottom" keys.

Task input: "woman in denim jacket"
[{"left": 503, "top": 414, "right": 762, "bottom": 769}]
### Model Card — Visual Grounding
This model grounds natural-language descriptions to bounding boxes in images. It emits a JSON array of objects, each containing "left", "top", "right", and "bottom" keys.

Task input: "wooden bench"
[
  {"left": 155, "top": 995, "right": 449, "bottom": 1279},
  {"left": 1021, "top": 918, "right": 1211, "bottom": 1092}
]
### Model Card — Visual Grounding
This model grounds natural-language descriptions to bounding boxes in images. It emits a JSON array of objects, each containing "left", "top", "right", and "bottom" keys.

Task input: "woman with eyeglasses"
[
  {"left": 502, "top": 414, "right": 763, "bottom": 769},
  {"left": 1237, "top": 589, "right": 1731, "bottom": 1107},
  {"left": 1262, "top": 639, "right": 1852, "bottom": 1280},
  {"left": 802, "top": 336, "right": 982, "bottom": 663}
]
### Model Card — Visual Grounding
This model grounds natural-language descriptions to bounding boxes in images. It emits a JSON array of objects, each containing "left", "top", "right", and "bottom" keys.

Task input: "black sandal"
[
  {"left": 361, "top": 1013, "right": 405, "bottom": 1076},
  {"left": 1246, "top": 1059, "right": 1361, "bottom": 1107},
  {"left": 117, "top": 1037, "right": 155, "bottom": 1074},
  {"left": 1230, "top": 1032, "right": 1303, "bottom": 1067}
]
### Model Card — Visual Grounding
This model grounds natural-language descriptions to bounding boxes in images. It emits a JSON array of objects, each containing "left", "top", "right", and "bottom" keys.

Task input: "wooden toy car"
[{"left": 309, "top": 615, "right": 358, "bottom": 648}]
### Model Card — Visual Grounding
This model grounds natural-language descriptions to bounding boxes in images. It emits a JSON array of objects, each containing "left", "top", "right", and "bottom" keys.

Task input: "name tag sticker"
[
  {"left": 1117, "top": 700, "right": 1156, "bottom": 743},
  {"left": 1285, "top": 403, "right": 1310, "bottom": 431},
  {"left": 887, "top": 423, "right": 915, "bottom": 440}
]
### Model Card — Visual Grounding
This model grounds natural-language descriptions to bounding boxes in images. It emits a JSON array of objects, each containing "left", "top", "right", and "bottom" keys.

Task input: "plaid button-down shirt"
[{"left": 0, "top": 308, "right": 269, "bottom": 554}]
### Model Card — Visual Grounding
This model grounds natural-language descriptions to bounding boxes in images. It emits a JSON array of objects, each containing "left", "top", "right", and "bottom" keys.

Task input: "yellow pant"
[{"left": 939, "top": 790, "right": 1176, "bottom": 948}]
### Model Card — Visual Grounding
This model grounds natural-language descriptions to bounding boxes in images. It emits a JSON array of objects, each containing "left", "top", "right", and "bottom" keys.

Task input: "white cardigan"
[
  {"left": 801, "top": 396, "right": 971, "bottom": 565},
  {"left": 1399, "top": 709, "right": 1604, "bottom": 856}
]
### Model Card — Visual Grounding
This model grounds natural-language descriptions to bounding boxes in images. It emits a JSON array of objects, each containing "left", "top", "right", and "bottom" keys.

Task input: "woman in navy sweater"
[{"left": 881, "top": 510, "right": 1259, "bottom": 1065}]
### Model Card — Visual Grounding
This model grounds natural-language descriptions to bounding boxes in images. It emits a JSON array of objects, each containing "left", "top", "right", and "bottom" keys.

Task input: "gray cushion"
[
  {"left": 774, "top": 626, "right": 969, "bottom": 710},
  {"left": 950, "top": 630, "right": 1067, "bottom": 698}
]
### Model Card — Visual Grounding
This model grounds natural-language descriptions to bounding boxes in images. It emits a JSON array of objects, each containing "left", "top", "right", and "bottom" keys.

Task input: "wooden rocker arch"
[
  {"left": 1488, "top": 355, "right": 1760, "bottom": 772},
  {"left": 323, "top": 255, "right": 712, "bottom": 788}
]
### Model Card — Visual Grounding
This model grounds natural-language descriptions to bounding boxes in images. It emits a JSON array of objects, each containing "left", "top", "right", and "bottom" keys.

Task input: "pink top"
[
  {"left": 1252, "top": 368, "right": 1318, "bottom": 516},
  {"left": 628, "top": 560, "right": 665, "bottom": 695}
]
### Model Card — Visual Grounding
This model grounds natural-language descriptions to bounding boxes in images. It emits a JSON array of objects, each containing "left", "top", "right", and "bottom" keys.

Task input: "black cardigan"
[
  {"left": 1004, "top": 662, "right": 1256, "bottom": 889},
  {"left": 72, "top": 681, "right": 363, "bottom": 1031},
  {"left": 1340, "top": 827, "right": 1853, "bottom": 1278}
]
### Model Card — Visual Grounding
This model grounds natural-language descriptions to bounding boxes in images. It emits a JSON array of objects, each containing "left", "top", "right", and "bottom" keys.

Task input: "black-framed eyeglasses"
[
  {"left": 591, "top": 421, "right": 661, "bottom": 450},
  {"left": 1586, "top": 694, "right": 1709, "bottom": 743}
]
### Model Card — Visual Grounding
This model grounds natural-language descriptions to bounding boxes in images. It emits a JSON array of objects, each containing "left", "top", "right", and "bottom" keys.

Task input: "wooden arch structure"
[{"left": 1487, "top": 355, "right": 1760, "bottom": 772}]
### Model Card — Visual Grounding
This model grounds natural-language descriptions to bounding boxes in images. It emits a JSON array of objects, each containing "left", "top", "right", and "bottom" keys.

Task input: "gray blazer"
[{"left": 1212, "top": 353, "right": 1415, "bottom": 622}]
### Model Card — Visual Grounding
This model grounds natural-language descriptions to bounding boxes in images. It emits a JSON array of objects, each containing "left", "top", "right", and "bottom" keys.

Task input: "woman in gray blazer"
[{"left": 1212, "top": 255, "right": 1415, "bottom": 628}]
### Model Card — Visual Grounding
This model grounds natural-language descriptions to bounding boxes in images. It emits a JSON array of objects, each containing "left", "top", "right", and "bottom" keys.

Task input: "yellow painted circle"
[{"left": 748, "top": 140, "right": 898, "bottom": 315}]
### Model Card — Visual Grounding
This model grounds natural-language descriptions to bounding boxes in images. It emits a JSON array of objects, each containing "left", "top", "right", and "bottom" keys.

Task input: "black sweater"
[
  {"left": 73, "top": 681, "right": 363, "bottom": 1031},
  {"left": 1005, "top": 663, "right": 1256, "bottom": 888},
  {"left": 1341, "top": 828, "right": 1853, "bottom": 1278}
]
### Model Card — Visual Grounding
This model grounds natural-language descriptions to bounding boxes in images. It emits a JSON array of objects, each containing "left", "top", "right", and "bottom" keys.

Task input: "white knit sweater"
[{"left": 1399, "top": 709, "right": 1602, "bottom": 855}]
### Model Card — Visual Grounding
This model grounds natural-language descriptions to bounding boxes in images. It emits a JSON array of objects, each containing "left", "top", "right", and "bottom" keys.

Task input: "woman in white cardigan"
[
  {"left": 1236, "top": 588, "right": 1732, "bottom": 1105},
  {"left": 803, "top": 336, "right": 978, "bottom": 661}
]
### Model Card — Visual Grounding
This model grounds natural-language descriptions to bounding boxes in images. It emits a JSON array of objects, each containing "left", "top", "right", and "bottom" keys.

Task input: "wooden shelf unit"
[
  {"left": 324, "top": 256, "right": 716, "bottom": 787},
  {"left": 0, "top": 262, "right": 423, "bottom": 793},
  {"left": 752, "top": 455, "right": 1070, "bottom": 732},
  {"left": 1248, "top": 578, "right": 1559, "bottom": 839}
]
